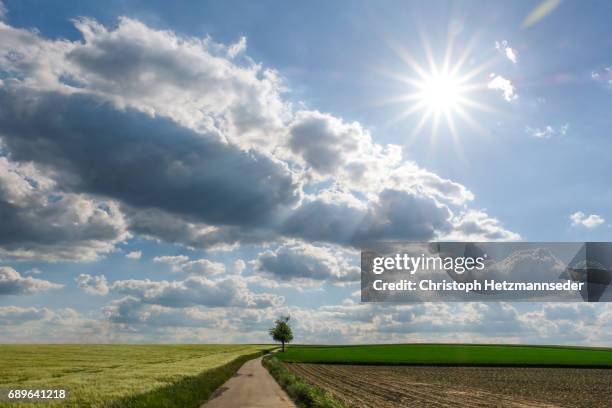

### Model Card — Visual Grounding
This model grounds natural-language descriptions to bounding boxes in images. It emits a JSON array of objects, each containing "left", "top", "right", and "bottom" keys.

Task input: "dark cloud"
[
  {"left": 0, "top": 86, "right": 299, "bottom": 228},
  {"left": 0, "top": 157, "right": 129, "bottom": 261},
  {"left": 283, "top": 189, "right": 451, "bottom": 245}
]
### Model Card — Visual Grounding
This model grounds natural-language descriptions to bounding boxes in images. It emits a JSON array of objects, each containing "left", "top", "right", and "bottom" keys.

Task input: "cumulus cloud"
[
  {"left": 0, "top": 87, "right": 300, "bottom": 228},
  {"left": 111, "top": 275, "right": 282, "bottom": 309},
  {"left": 448, "top": 210, "right": 521, "bottom": 241},
  {"left": 570, "top": 211, "right": 605, "bottom": 228},
  {"left": 0, "top": 157, "right": 129, "bottom": 261},
  {"left": 0, "top": 306, "right": 51, "bottom": 324},
  {"left": 125, "top": 251, "right": 142, "bottom": 260},
  {"left": 487, "top": 74, "right": 518, "bottom": 101},
  {"left": 103, "top": 297, "right": 225, "bottom": 327},
  {"left": 75, "top": 273, "right": 109, "bottom": 295},
  {"left": 0, "top": 266, "right": 63, "bottom": 295},
  {"left": 0, "top": 16, "right": 516, "bottom": 260},
  {"left": 155, "top": 255, "right": 225, "bottom": 276},
  {"left": 0, "top": 306, "right": 109, "bottom": 343},
  {"left": 254, "top": 242, "right": 359, "bottom": 284},
  {"left": 495, "top": 40, "right": 518, "bottom": 63}
]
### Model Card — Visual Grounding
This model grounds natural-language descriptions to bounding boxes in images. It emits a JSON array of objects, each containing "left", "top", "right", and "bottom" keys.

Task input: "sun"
[
  {"left": 379, "top": 35, "right": 496, "bottom": 145},
  {"left": 417, "top": 72, "right": 464, "bottom": 114}
]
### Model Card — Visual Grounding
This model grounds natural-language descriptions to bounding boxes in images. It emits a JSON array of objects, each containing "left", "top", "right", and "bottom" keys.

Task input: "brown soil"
[{"left": 286, "top": 363, "right": 612, "bottom": 408}]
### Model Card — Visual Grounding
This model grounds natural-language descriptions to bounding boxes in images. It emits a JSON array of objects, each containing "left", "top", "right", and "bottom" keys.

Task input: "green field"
[
  {"left": 276, "top": 344, "right": 612, "bottom": 367},
  {"left": 0, "top": 344, "right": 271, "bottom": 408}
]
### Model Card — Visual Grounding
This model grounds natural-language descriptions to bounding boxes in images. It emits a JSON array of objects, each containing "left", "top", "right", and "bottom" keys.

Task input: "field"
[
  {"left": 276, "top": 344, "right": 612, "bottom": 367},
  {"left": 0, "top": 344, "right": 270, "bottom": 408},
  {"left": 275, "top": 345, "right": 612, "bottom": 407},
  {"left": 287, "top": 363, "right": 612, "bottom": 408}
]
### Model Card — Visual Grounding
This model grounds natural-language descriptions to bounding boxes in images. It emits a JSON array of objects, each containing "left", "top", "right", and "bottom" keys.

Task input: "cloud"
[
  {"left": 254, "top": 242, "right": 359, "bottom": 284},
  {"left": 0, "top": 16, "right": 516, "bottom": 258},
  {"left": 487, "top": 74, "right": 517, "bottom": 101},
  {"left": 153, "top": 255, "right": 190, "bottom": 265},
  {"left": 448, "top": 210, "right": 521, "bottom": 241},
  {"left": 0, "top": 1, "right": 6, "bottom": 20},
  {"left": 0, "top": 266, "right": 63, "bottom": 295},
  {"left": 111, "top": 275, "right": 283, "bottom": 309},
  {"left": 570, "top": 211, "right": 605, "bottom": 228},
  {"left": 125, "top": 251, "right": 142, "bottom": 260},
  {"left": 525, "top": 123, "right": 568, "bottom": 138},
  {"left": 0, "top": 306, "right": 51, "bottom": 324},
  {"left": 495, "top": 40, "right": 517, "bottom": 64},
  {"left": 234, "top": 259, "right": 246, "bottom": 274},
  {"left": 0, "top": 306, "right": 109, "bottom": 342},
  {"left": 155, "top": 255, "right": 226, "bottom": 276},
  {"left": 75, "top": 273, "right": 109, "bottom": 295},
  {"left": 0, "top": 87, "right": 300, "bottom": 228},
  {"left": 227, "top": 36, "right": 247, "bottom": 58},
  {"left": 0, "top": 157, "right": 130, "bottom": 261},
  {"left": 591, "top": 67, "right": 612, "bottom": 88},
  {"left": 103, "top": 297, "right": 225, "bottom": 327}
]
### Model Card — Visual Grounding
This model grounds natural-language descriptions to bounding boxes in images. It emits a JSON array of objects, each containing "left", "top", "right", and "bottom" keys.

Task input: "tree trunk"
[{"left": 282, "top": 341, "right": 285, "bottom": 352}]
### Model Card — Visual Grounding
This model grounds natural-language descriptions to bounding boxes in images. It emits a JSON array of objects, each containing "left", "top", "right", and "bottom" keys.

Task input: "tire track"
[{"left": 287, "top": 364, "right": 562, "bottom": 408}]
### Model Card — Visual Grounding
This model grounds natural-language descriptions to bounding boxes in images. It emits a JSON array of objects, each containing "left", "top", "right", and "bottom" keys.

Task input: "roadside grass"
[
  {"left": 262, "top": 356, "right": 346, "bottom": 408},
  {"left": 276, "top": 344, "right": 612, "bottom": 367},
  {"left": 0, "top": 344, "right": 270, "bottom": 408}
]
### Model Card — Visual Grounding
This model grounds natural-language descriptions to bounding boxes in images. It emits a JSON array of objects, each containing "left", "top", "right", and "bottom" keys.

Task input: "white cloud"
[
  {"left": 227, "top": 36, "right": 247, "bottom": 58},
  {"left": 234, "top": 259, "right": 246, "bottom": 274},
  {"left": 487, "top": 74, "right": 518, "bottom": 101},
  {"left": 153, "top": 255, "right": 189, "bottom": 265},
  {"left": 591, "top": 67, "right": 612, "bottom": 87},
  {"left": 111, "top": 275, "right": 283, "bottom": 309},
  {"left": 154, "top": 255, "right": 225, "bottom": 276},
  {"left": 525, "top": 123, "right": 568, "bottom": 138},
  {"left": 0, "top": 266, "right": 63, "bottom": 295},
  {"left": 254, "top": 242, "right": 359, "bottom": 284},
  {"left": 0, "top": 306, "right": 51, "bottom": 324},
  {"left": 75, "top": 273, "right": 109, "bottom": 295},
  {"left": 570, "top": 211, "right": 605, "bottom": 228},
  {"left": 125, "top": 251, "right": 142, "bottom": 260},
  {"left": 525, "top": 125, "right": 553, "bottom": 138},
  {"left": 495, "top": 40, "right": 518, "bottom": 64}
]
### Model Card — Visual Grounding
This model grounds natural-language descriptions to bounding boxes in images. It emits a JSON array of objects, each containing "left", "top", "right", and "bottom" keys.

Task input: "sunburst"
[{"left": 380, "top": 34, "right": 498, "bottom": 148}]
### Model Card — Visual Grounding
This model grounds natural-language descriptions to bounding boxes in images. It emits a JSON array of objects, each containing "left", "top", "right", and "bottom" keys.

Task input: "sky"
[{"left": 0, "top": 0, "right": 611, "bottom": 345}]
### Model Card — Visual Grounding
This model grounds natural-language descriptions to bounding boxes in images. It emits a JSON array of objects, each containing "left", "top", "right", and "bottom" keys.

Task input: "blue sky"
[{"left": 0, "top": 0, "right": 611, "bottom": 344}]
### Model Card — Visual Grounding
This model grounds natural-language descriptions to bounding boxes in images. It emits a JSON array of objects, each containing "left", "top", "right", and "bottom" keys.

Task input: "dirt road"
[{"left": 201, "top": 357, "right": 296, "bottom": 408}]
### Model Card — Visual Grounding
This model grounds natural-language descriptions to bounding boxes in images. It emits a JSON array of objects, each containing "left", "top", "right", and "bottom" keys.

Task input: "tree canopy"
[{"left": 269, "top": 315, "right": 293, "bottom": 352}]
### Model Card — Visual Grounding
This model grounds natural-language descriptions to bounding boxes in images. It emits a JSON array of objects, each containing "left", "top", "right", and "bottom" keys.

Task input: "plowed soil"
[{"left": 287, "top": 363, "right": 611, "bottom": 408}]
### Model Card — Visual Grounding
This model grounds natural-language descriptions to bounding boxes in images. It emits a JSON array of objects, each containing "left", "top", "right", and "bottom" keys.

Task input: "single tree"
[{"left": 269, "top": 315, "right": 293, "bottom": 352}]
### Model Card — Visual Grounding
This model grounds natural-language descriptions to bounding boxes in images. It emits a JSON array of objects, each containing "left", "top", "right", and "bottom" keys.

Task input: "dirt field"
[{"left": 287, "top": 363, "right": 612, "bottom": 408}]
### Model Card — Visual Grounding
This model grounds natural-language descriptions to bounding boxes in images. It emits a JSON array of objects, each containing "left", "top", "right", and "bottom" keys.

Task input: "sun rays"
[{"left": 379, "top": 33, "right": 499, "bottom": 150}]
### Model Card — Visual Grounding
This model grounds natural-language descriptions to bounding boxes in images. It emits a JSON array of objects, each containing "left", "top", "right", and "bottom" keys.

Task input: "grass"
[
  {"left": 0, "top": 344, "right": 271, "bottom": 408},
  {"left": 263, "top": 356, "right": 346, "bottom": 408},
  {"left": 276, "top": 344, "right": 612, "bottom": 367}
]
